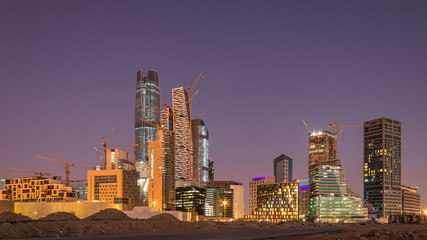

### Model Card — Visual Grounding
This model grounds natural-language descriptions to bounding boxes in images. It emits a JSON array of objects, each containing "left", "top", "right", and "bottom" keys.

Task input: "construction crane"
[
  {"left": 101, "top": 125, "right": 116, "bottom": 170},
  {"left": 196, "top": 105, "right": 209, "bottom": 119},
  {"left": 302, "top": 120, "right": 311, "bottom": 133},
  {"left": 9, "top": 167, "right": 51, "bottom": 177},
  {"left": 36, "top": 155, "right": 76, "bottom": 186},
  {"left": 91, "top": 143, "right": 104, "bottom": 168},
  {"left": 327, "top": 121, "right": 360, "bottom": 154}
]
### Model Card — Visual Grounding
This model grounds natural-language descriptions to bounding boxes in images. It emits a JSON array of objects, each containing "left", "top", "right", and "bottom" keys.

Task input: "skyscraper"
[
  {"left": 192, "top": 119, "right": 209, "bottom": 186},
  {"left": 273, "top": 153, "right": 293, "bottom": 182},
  {"left": 134, "top": 69, "right": 160, "bottom": 176},
  {"left": 161, "top": 107, "right": 176, "bottom": 210},
  {"left": 172, "top": 87, "right": 192, "bottom": 181},
  {"left": 134, "top": 69, "right": 160, "bottom": 206},
  {"left": 363, "top": 117, "right": 402, "bottom": 218}
]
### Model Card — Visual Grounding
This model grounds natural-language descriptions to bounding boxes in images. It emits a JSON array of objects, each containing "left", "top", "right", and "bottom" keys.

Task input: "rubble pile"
[
  {"left": 84, "top": 208, "right": 131, "bottom": 220},
  {"left": 0, "top": 211, "right": 32, "bottom": 221},
  {"left": 38, "top": 212, "right": 80, "bottom": 221}
]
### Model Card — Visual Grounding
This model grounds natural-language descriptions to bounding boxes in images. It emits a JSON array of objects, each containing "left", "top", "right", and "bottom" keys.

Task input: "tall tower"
[
  {"left": 134, "top": 69, "right": 160, "bottom": 177},
  {"left": 192, "top": 119, "right": 209, "bottom": 186},
  {"left": 273, "top": 153, "right": 293, "bottom": 183},
  {"left": 161, "top": 107, "right": 176, "bottom": 210},
  {"left": 172, "top": 87, "right": 192, "bottom": 181},
  {"left": 363, "top": 117, "right": 402, "bottom": 218}
]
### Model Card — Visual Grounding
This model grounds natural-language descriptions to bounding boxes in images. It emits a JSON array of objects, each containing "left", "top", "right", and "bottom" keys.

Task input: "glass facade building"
[
  {"left": 363, "top": 118, "right": 402, "bottom": 218},
  {"left": 175, "top": 186, "right": 206, "bottom": 216},
  {"left": 274, "top": 153, "right": 293, "bottom": 183},
  {"left": 192, "top": 119, "right": 209, "bottom": 186}
]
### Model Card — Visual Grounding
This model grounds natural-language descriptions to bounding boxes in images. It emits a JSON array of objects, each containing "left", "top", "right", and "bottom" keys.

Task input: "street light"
[{"left": 222, "top": 200, "right": 227, "bottom": 221}]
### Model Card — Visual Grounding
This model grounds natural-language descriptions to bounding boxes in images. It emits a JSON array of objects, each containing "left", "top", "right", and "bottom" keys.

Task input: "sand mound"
[
  {"left": 148, "top": 213, "right": 181, "bottom": 223},
  {"left": 0, "top": 211, "right": 32, "bottom": 221},
  {"left": 84, "top": 208, "right": 130, "bottom": 220},
  {"left": 39, "top": 212, "right": 80, "bottom": 221}
]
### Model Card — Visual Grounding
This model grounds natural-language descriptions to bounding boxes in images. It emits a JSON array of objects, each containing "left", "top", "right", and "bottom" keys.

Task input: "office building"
[
  {"left": 0, "top": 177, "right": 76, "bottom": 202},
  {"left": 172, "top": 87, "right": 192, "bottom": 181},
  {"left": 68, "top": 180, "right": 88, "bottom": 201},
  {"left": 208, "top": 159, "right": 214, "bottom": 181},
  {"left": 161, "top": 107, "right": 176, "bottom": 210},
  {"left": 230, "top": 184, "right": 244, "bottom": 219},
  {"left": 363, "top": 118, "right": 402, "bottom": 218},
  {"left": 249, "top": 176, "right": 275, "bottom": 214},
  {"left": 175, "top": 186, "right": 206, "bottom": 216},
  {"left": 298, "top": 179, "right": 309, "bottom": 220},
  {"left": 253, "top": 182, "right": 299, "bottom": 223},
  {"left": 192, "top": 119, "right": 209, "bottom": 186},
  {"left": 87, "top": 169, "right": 139, "bottom": 211},
  {"left": 402, "top": 184, "right": 420, "bottom": 215},
  {"left": 309, "top": 164, "right": 367, "bottom": 222},
  {"left": 135, "top": 69, "right": 160, "bottom": 205},
  {"left": 274, "top": 153, "right": 293, "bottom": 182},
  {"left": 148, "top": 133, "right": 163, "bottom": 210},
  {"left": 204, "top": 181, "right": 244, "bottom": 219},
  {"left": 105, "top": 148, "right": 130, "bottom": 170}
]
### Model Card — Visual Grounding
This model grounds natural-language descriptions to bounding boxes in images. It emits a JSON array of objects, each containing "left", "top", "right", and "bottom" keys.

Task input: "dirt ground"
[{"left": 1, "top": 210, "right": 427, "bottom": 239}]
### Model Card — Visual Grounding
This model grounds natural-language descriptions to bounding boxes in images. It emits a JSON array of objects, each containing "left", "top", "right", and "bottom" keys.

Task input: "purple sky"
[{"left": 1, "top": 1, "right": 427, "bottom": 212}]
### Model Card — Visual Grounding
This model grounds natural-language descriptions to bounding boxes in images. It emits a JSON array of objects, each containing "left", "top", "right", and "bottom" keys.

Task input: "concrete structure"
[
  {"left": 105, "top": 148, "right": 130, "bottom": 170},
  {"left": 0, "top": 177, "right": 76, "bottom": 202},
  {"left": 364, "top": 118, "right": 402, "bottom": 218},
  {"left": 298, "top": 179, "right": 309, "bottom": 220},
  {"left": 172, "top": 87, "right": 192, "bottom": 181},
  {"left": 402, "top": 184, "right": 421, "bottom": 215},
  {"left": 135, "top": 69, "right": 160, "bottom": 206},
  {"left": 309, "top": 164, "right": 367, "bottom": 223},
  {"left": 231, "top": 184, "right": 244, "bottom": 219},
  {"left": 253, "top": 182, "right": 299, "bottom": 223},
  {"left": 175, "top": 186, "right": 206, "bottom": 216},
  {"left": 192, "top": 119, "right": 210, "bottom": 186},
  {"left": 123, "top": 206, "right": 189, "bottom": 221},
  {"left": 148, "top": 134, "right": 163, "bottom": 210},
  {"left": 274, "top": 153, "right": 293, "bottom": 182},
  {"left": 161, "top": 107, "right": 176, "bottom": 210},
  {"left": 87, "top": 169, "right": 139, "bottom": 211},
  {"left": 249, "top": 176, "right": 275, "bottom": 214}
]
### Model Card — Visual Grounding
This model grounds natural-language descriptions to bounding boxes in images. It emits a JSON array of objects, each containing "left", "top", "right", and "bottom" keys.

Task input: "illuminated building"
[
  {"left": 161, "top": 107, "right": 176, "bottom": 210},
  {"left": 87, "top": 169, "right": 139, "bottom": 211},
  {"left": 175, "top": 186, "right": 206, "bottom": 216},
  {"left": 249, "top": 176, "right": 275, "bottom": 214},
  {"left": 172, "top": 87, "right": 192, "bottom": 181},
  {"left": 135, "top": 69, "right": 160, "bottom": 205},
  {"left": 253, "top": 182, "right": 299, "bottom": 223},
  {"left": 298, "top": 179, "right": 309, "bottom": 220},
  {"left": 274, "top": 153, "right": 293, "bottom": 182},
  {"left": 148, "top": 133, "right": 163, "bottom": 210},
  {"left": 204, "top": 181, "right": 244, "bottom": 219},
  {"left": 105, "top": 148, "right": 130, "bottom": 170},
  {"left": 309, "top": 164, "right": 367, "bottom": 222},
  {"left": 363, "top": 118, "right": 402, "bottom": 218},
  {"left": 402, "top": 184, "right": 420, "bottom": 215},
  {"left": 192, "top": 119, "right": 209, "bottom": 186},
  {"left": 0, "top": 177, "right": 76, "bottom": 202}
]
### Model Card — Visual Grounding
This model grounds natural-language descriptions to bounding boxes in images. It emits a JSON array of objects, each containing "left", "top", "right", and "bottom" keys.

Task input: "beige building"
[
  {"left": 87, "top": 169, "right": 139, "bottom": 211},
  {"left": 0, "top": 177, "right": 76, "bottom": 202},
  {"left": 402, "top": 184, "right": 421, "bottom": 215},
  {"left": 230, "top": 184, "right": 244, "bottom": 219},
  {"left": 148, "top": 137, "right": 163, "bottom": 210},
  {"left": 105, "top": 148, "right": 131, "bottom": 170},
  {"left": 249, "top": 176, "right": 275, "bottom": 214}
]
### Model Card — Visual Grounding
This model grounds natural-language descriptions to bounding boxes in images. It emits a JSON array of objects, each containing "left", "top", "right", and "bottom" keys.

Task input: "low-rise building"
[
  {"left": 298, "top": 179, "right": 309, "bottom": 220},
  {"left": 249, "top": 176, "right": 275, "bottom": 214},
  {"left": 175, "top": 185, "right": 206, "bottom": 216},
  {"left": 402, "top": 184, "right": 421, "bottom": 215}
]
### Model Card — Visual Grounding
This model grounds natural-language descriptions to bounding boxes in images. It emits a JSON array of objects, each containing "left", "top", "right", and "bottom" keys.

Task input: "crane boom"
[
  {"left": 302, "top": 120, "right": 311, "bottom": 133},
  {"left": 9, "top": 167, "right": 51, "bottom": 177}
]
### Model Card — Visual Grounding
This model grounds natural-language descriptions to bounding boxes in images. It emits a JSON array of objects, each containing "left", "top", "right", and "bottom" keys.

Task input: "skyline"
[{"left": 1, "top": 1, "right": 427, "bottom": 211}]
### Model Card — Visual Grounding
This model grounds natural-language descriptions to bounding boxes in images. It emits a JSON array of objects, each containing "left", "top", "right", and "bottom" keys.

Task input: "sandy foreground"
[{"left": 1, "top": 210, "right": 427, "bottom": 239}]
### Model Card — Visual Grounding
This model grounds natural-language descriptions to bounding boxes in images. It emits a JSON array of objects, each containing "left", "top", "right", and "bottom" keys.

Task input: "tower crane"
[
  {"left": 327, "top": 121, "right": 360, "bottom": 154},
  {"left": 36, "top": 155, "right": 76, "bottom": 186},
  {"left": 101, "top": 125, "right": 116, "bottom": 170},
  {"left": 9, "top": 167, "right": 51, "bottom": 177},
  {"left": 196, "top": 105, "right": 210, "bottom": 119},
  {"left": 302, "top": 120, "right": 311, "bottom": 133}
]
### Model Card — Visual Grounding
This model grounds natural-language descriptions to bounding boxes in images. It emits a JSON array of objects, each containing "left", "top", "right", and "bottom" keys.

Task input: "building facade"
[
  {"left": 274, "top": 153, "right": 293, "bottom": 183},
  {"left": 253, "top": 182, "right": 299, "bottom": 223},
  {"left": 148, "top": 135, "right": 163, "bottom": 210},
  {"left": 161, "top": 107, "right": 176, "bottom": 210},
  {"left": 172, "top": 87, "right": 192, "bottom": 181},
  {"left": 249, "top": 176, "right": 275, "bottom": 214},
  {"left": 298, "top": 179, "right": 309, "bottom": 220},
  {"left": 363, "top": 118, "right": 402, "bottom": 218},
  {"left": 0, "top": 177, "right": 76, "bottom": 202},
  {"left": 105, "top": 148, "right": 130, "bottom": 170},
  {"left": 87, "top": 169, "right": 140, "bottom": 211},
  {"left": 192, "top": 119, "right": 209, "bottom": 186},
  {"left": 68, "top": 180, "right": 88, "bottom": 201},
  {"left": 175, "top": 186, "right": 206, "bottom": 216},
  {"left": 402, "top": 184, "right": 420, "bottom": 215},
  {"left": 208, "top": 159, "right": 214, "bottom": 181},
  {"left": 134, "top": 69, "right": 160, "bottom": 206}
]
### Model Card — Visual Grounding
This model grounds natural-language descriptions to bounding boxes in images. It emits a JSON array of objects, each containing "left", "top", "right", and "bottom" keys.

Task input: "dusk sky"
[{"left": 1, "top": 1, "right": 427, "bottom": 212}]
